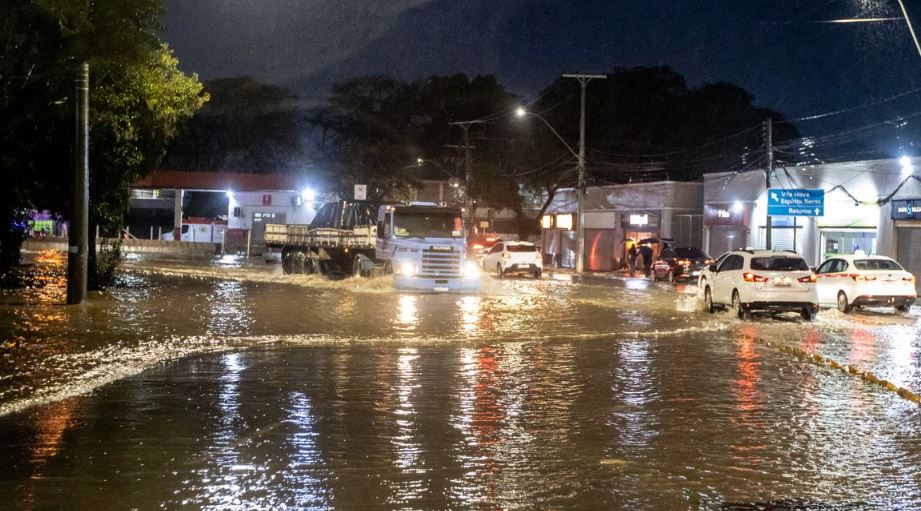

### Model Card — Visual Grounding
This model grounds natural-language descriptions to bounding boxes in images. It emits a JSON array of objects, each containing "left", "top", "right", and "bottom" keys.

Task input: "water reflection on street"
[{"left": 0, "top": 251, "right": 919, "bottom": 508}]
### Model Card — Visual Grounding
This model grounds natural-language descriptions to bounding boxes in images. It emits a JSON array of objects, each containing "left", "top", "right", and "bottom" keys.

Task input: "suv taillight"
[
  {"left": 743, "top": 272, "right": 768, "bottom": 283},
  {"left": 798, "top": 274, "right": 816, "bottom": 283}
]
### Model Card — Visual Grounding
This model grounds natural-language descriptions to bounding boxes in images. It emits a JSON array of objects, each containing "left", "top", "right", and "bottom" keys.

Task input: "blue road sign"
[{"left": 767, "top": 188, "right": 824, "bottom": 217}]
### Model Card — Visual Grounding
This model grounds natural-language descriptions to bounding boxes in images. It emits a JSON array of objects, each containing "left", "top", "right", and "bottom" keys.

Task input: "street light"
[{"left": 514, "top": 107, "right": 579, "bottom": 159}]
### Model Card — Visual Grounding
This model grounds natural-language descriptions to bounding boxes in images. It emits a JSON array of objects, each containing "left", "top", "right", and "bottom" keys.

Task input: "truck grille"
[{"left": 421, "top": 248, "right": 462, "bottom": 278}]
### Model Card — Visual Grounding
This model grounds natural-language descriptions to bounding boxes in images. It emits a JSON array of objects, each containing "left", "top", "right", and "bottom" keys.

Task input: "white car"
[
  {"left": 815, "top": 255, "right": 916, "bottom": 315},
  {"left": 697, "top": 251, "right": 729, "bottom": 289},
  {"left": 703, "top": 250, "right": 819, "bottom": 321},
  {"left": 480, "top": 241, "right": 543, "bottom": 278}
]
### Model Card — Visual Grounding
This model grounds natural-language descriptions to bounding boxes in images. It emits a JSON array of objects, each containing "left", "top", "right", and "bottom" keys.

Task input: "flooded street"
[{"left": 1, "top": 250, "right": 920, "bottom": 508}]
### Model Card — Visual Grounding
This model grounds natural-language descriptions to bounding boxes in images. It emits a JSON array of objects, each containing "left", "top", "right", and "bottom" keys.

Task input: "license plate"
[
  {"left": 773, "top": 277, "right": 791, "bottom": 287},
  {"left": 433, "top": 287, "right": 449, "bottom": 292},
  {"left": 692, "top": 271, "right": 700, "bottom": 276}
]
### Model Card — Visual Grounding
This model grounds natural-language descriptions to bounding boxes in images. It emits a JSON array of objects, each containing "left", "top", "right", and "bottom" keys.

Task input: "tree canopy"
[
  {"left": 162, "top": 76, "right": 304, "bottom": 172},
  {"left": 1, "top": 0, "right": 207, "bottom": 269}
]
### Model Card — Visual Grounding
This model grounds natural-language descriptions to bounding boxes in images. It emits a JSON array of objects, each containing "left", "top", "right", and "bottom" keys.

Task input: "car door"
[
  {"left": 711, "top": 254, "right": 740, "bottom": 304},
  {"left": 815, "top": 259, "right": 837, "bottom": 304},
  {"left": 483, "top": 243, "right": 503, "bottom": 272}
]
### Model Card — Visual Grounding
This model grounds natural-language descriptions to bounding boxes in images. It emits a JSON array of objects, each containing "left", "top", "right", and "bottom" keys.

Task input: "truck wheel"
[
  {"left": 304, "top": 257, "right": 315, "bottom": 275},
  {"left": 294, "top": 251, "right": 306, "bottom": 274},
  {"left": 896, "top": 303, "right": 911, "bottom": 316},
  {"left": 282, "top": 249, "right": 294, "bottom": 275},
  {"left": 352, "top": 255, "right": 368, "bottom": 278},
  {"left": 382, "top": 261, "right": 393, "bottom": 275}
]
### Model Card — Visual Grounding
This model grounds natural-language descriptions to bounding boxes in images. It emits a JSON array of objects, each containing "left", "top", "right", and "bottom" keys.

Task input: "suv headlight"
[{"left": 463, "top": 260, "right": 480, "bottom": 278}]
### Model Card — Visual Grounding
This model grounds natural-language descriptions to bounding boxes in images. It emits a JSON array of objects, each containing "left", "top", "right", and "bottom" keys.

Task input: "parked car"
[
  {"left": 814, "top": 255, "right": 916, "bottom": 315},
  {"left": 698, "top": 251, "right": 730, "bottom": 290},
  {"left": 652, "top": 246, "right": 713, "bottom": 283},
  {"left": 703, "top": 250, "right": 819, "bottom": 321},
  {"left": 480, "top": 241, "right": 542, "bottom": 278}
]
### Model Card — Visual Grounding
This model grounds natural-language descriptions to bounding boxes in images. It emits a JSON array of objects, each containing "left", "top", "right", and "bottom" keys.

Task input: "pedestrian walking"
[{"left": 639, "top": 244, "right": 653, "bottom": 277}]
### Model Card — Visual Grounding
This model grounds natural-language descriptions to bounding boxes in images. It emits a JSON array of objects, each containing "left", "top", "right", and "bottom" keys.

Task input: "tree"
[
  {"left": 0, "top": 1, "right": 207, "bottom": 277},
  {"left": 307, "top": 73, "right": 519, "bottom": 205},
  {"left": 527, "top": 66, "right": 799, "bottom": 184},
  {"left": 162, "top": 77, "right": 304, "bottom": 172}
]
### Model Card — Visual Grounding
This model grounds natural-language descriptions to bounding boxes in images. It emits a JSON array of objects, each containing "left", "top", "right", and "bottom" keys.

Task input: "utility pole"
[
  {"left": 562, "top": 73, "right": 606, "bottom": 274},
  {"left": 764, "top": 117, "right": 773, "bottom": 251},
  {"left": 448, "top": 120, "right": 487, "bottom": 237},
  {"left": 67, "top": 62, "right": 89, "bottom": 305}
]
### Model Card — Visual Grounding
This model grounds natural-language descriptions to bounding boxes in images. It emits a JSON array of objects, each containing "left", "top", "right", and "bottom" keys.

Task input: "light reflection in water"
[
  {"left": 207, "top": 281, "right": 252, "bottom": 336},
  {"left": 283, "top": 391, "right": 329, "bottom": 508},
  {"left": 396, "top": 295, "right": 418, "bottom": 330},
  {"left": 730, "top": 326, "right": 765, "bottom": 467},
  {"left": 458, "top": 296, "right": 480, "bottom": 333}
]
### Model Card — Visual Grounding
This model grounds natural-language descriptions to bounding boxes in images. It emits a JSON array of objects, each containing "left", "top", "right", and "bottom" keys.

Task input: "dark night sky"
[{"left": 164, "top": 0, "right": 921, "bottom": 143}]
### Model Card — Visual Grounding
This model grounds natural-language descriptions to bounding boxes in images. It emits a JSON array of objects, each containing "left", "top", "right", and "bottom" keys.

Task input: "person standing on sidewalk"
[
  {"left": 627, "top": 244, "right": 638, "bottom": 276},
  {"left": 639, "top": 243, "right": 654, "bottom": 278}
]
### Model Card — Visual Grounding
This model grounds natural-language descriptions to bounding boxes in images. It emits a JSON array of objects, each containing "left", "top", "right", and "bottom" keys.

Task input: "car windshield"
[
  {"left": 659, "top": 249, "right": 678, "bottom": 259},
  {"left": 675, "top": 247, "right": 707, "bottom": 259},
  {"left": 854, "top": 259, "right": 904, "bottom": 271},
  {"left": 750, "top": 256, "right": 810, "bottom": 271},
  {"left": 393, "top": 211, "right": 463, "bottom": 238},
  {"left": 507, "top": 244, "right": 536, "bottom": 252}
]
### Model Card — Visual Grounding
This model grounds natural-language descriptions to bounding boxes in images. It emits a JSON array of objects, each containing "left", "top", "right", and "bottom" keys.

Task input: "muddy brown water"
[{"left": 0, "top": 251, "right": 919, "bottom": 509}]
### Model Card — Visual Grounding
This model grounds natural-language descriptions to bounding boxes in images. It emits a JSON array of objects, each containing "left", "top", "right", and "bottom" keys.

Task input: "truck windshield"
[{"left": 393, "top": 212, "right": 463, "bottom": 238}]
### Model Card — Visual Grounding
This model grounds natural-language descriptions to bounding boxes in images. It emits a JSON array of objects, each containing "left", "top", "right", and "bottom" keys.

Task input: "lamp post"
[{"left": 516, "top": 73, "right": 604, "bottom": 273}]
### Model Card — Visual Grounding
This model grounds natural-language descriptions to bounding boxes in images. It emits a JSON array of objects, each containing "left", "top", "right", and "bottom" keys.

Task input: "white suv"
[
  {"left": 480, "top": 241, "right": 543, "bottom": 278},
  {"left": 703, "top": 250, "right": 819, "bottom": 321}
]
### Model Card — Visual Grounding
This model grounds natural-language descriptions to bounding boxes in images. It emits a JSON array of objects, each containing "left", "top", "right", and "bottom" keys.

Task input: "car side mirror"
[{"left": 709, "top": 264, "right": 718, "bottom": 272}]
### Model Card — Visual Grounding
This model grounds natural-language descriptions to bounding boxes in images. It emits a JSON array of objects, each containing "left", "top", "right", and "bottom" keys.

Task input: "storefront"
[
  {"left": 704, "top": 158, "right": 921, "bottom": 271},
  {"left": 892, "top": 198, "right": 921, "bottom": 292},
  {"left": 703, "top": 203, "right": 749, "bottom": 256},
  {"left": 537, "top": 181, "right": 703, "bottom": 271}
]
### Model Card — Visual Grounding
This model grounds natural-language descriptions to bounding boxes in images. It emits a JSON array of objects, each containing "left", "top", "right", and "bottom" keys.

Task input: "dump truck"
[{"left": 264, "top": 200, "right": 480, "bottom": 292}]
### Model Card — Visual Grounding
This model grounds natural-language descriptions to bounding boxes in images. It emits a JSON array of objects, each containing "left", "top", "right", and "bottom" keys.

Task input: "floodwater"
[{"left": 1, "top": 250, "right": 920, "bottom": 509}]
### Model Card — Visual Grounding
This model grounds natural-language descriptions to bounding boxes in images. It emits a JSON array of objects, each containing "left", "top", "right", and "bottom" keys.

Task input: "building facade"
[
  {"left": 703, "top": 158, "right": 921, "bottom": 290},
  {"left": 540, "top": 181, "right": 704, "bottom": 271}
]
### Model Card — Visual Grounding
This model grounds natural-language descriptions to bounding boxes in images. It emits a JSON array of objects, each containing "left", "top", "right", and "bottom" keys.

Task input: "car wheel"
[
  {"left": 704, "top": 286, "right": 715, "bottom": 314},
  {"left": 896, "top": 304, "right": 912, "bottom": 316},
  {"left": 533, "top": 268, "right": 542, "bottom": 278},
  {"left": 801, "top": 307, "right": 817, "bottom": 321},
  {"left": 733, "top": 291, "right": 750, "bottom": 320},
  {"left": 667, "top": 270, "right": 675, "bottom": 284},
  {"left": 836, "top": 291, "right": 851, "bottom": 314}
]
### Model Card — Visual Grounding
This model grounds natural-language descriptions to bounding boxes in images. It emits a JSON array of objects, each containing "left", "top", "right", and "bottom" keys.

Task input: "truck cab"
[{"left": 376, "top": 203, "right": 480, "bottom": 292}]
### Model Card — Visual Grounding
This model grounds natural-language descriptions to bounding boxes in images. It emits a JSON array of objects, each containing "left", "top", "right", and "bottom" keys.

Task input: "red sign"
[{"left": 262, "top": 194, "right": 272, "bottom": 206}]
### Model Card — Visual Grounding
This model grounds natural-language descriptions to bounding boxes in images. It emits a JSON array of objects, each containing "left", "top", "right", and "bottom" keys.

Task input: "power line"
[{"left": 782, "top": 86, "right": 921, "bottom": 123}]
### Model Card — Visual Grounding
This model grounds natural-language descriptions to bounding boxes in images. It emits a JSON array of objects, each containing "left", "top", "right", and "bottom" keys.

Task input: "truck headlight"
[
  {"left": 398, "top": 261, "right": 415, "bottom": 277},
  {"left": 463, "top": 260, "right": 480, "bottom": 278}
]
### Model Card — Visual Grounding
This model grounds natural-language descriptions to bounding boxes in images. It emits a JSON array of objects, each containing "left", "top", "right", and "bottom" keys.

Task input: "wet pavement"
[{"left": 1, "top": 250, "right": 920, "bottom": 509}]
